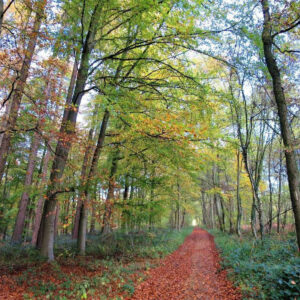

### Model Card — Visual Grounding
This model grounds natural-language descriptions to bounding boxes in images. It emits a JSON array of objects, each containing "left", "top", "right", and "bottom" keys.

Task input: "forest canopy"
[{"left": 0, "top": 0, "right": 299, "bottom": 265}]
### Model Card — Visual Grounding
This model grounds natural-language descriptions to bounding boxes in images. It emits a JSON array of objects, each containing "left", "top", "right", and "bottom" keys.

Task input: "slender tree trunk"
[
  {"left": 102, "top": 150, "right": 119, "bottom": 235},
  {"left": 11, "top": 66, "right": 53, "bottom": 243},
  {"left": 261, "top": 0, "right": 300, "bottom": 250},
  {"left": 251, "top": 200, "right": 257, "bottom": 239},
  {"left": 54, "top": 204, "right": 60, "bottom": 238},
  {"left": 38, "top": 2, "right": 103, "bottom": 260},
  {"left": 0, "top": 1, "right": 46, "bottom": 182},
  {"left": 236, "top": 150, "right": 242, "bottom": 236},
  {"left": 149, "top": 168, "right": 155, "bottom": 230},
  {"left": 77, "top": 110, "right": 110, "bottom": 254},
  {"left": 176, "top": 181, "right": 180, "bottom": 231},
  {"left": 201, "top": 191, "right": 207, "bottom": 227},
  {"left": 277, "top": 146, "right": 283, "bottom": 233},
  {"left": 241, "top": 149, "right": 260, "bottom": 239},
  {"left": 0, "top": 101, "right": 11, "bottom": 146},
  {"left": 210, "top": 195, "right": 215, "bottom": 229},
  {"left": 180, "top": 208, "right": 186, "bottom": 229},
  {"left": 11, "top": 132, "right": 40, "bottom": 242},
  {"left": 220, "top": 196, "right": 225, "bottom": 231},
  {"left": 212, "top": 164, "right": 224, "bottom": 232},
  {"left": 121, "top": 174, "right": 129, "bottom": 230},
  {"left": 268, "top": 142, "right": 273, "bottom": 234},
  {"left": 32, "top": 145, "right": 51, "bottom": 246},
  {"left": 214, "top": 195, "right": 224, "bottom": 231},
  {"left": 0, "top": 160, "right": 10, "bottom": 239},
  {"left": 282, "top": 204, "right": 288, "bottom": 232},
  {"left": 31, "top": 76, "right": 63, "bottom": 246},
  {"left": 229, "top": 196, "right": 234, "bottom": 234},
  {"left": 89, "top": 184, "right": 97, "bottom": 233},
  {"left": 72, "top": 128, "right": 94, "bottom": 239}
]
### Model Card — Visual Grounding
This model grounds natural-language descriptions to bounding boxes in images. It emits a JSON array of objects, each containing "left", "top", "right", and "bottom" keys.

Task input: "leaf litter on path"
[{"left": 132, "top": 228, "right": 241, "bottom": 300}]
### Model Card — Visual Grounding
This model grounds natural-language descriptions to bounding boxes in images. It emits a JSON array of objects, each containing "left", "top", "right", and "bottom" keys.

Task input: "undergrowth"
[
  {"left": 0, "top": 227, "right": 192, "bottom": 299},
  {"left": 211, "top": 230, "right": 300, "bottom": 299}
]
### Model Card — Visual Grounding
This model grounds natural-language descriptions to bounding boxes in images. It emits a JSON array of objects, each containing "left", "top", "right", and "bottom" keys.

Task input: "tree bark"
[
  {"left": 121, "top": 174, "right": 129, "bottom": 230},
  {"left": 102, "top": 150, "right": 119, "bottom": 235},
  {"left": 38, "top": 1, "right": 103, "bottom": 260},
  {"left": 261, "top": 0, "right": 300, "bottom": 249},
  {"left": 11, "top": 65, "right": 54, "bottom": 243},
  {"left": 31, "top": 144, "right": 51, "bottom": 246},
  {"left": 72, "top": 127, "right": 94, "bottom": 239},
  {"left": 277, "top": 146, "right": 283, "bottom": 233},
  {"left": 201, "top": 191, "right": 207, "bottom": 227},
  {"left": 77, "top": 110, "right": 110, "bottom": 254},
  {"left": 0, "top": 1, "right": 46, "bottom": 182},
  {"left": 268, "top": 141, "right": 273, "bottom": 234},
  {"left": 236, "top": 150, "right": 242, "bottom": 236},
  {"left": 11, "top": 132, "right": 40, "bottom": 242}
]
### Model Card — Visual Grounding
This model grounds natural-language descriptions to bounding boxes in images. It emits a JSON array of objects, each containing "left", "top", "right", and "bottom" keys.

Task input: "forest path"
[{"left": 132, "top": 228, "right": 241, "bottom": 300}]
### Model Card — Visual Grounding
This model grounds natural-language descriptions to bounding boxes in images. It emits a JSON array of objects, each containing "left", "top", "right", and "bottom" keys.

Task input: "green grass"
[{"left": 210, "top": 230, "right": 300, "bottom": 299}]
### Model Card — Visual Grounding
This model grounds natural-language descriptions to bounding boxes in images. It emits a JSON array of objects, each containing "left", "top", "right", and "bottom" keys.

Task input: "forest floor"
[
  {"left": 0, "top": 228, "right": 242, "bottom": 299},
  {"left": 132, "top": 228, "right": 241, "bottom": 300}
]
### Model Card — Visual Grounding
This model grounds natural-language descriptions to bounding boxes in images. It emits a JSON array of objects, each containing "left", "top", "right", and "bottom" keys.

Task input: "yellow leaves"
[
  {"left": 259, "top": 181, "right": 268, "bottom": 193},
  {"left": 62, "top": 223, "right": 70, "bottom": 229}
]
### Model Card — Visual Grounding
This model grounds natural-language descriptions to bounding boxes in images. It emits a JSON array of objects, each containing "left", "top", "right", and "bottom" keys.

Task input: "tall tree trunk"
[
  {"left": 250, "top": 199, "right": 257, "bottom": 239},
  {"left": 180, "top": 208, "right": 186, "bottom": 229},
  {"left": 241, "top": 149, "right": 260, "bottom": 239},
  {"left": 31, "top": 75, "right": 63, "bottom": 246},
  {"left": 236, "top": 150, "right": 242, "bottom": 236},
  {"left": 0, "top": 101, "right": 11, "bottom": 146},
  {"left": 77, "top": 110, "right": 110, "bottom": 254},
  {"left": 201, "top": 191, "right": 207, "bottom": 227},
  {"left": 210, "top": 195, "right": 215, "bottom": 229},
  {"left": 0, "top": 1, "right": 46, "bottom": 182},
  {"left": 268, "top": 142, "right": 273, "bottom": 234},
  {"left": 102, "top": 150, "right": 119, "bottom": 235},
  {"left": 281, "top": 204, "right": 288, "bottom": 232},
  {"left": 54, "top": 204, "right": 60, "bottom": 238},
  {"left": 89, "top": 183, "right": 97, "bottom": 233},
  {"left": 176, "top": 181, "right": 180, "bottom": 231},
  {"left": 72, "top": 128, "right": 94, "bottom": 239},
  {"left": 212, "top": 164, "right": 224, "bottom": 232},
  {"left": 11, "top": 65, "right": 54, "bottom": 243},
  {"left": 229, "top": 196, "right": 234, "bottom": 234},
  {"left": 11, "top": 132, "right": 40, "bottom": 242},
  {"left": 38, "top": 1, "right": 103, "bottom": 260},
  {"left": 31, "top": 144, "right": 51, "bottom": 245},
  {"left": 121, "top": 174, "right": 129, "bottom": 231},
  {"left": 0, "top": 160, "right": 10, "bottom": 239},
  {"left": 277, "top": 146, "right": 283, "bottom": 233},
  {"left": 261, "top": 0, "right": 300, "bottom": 249}
]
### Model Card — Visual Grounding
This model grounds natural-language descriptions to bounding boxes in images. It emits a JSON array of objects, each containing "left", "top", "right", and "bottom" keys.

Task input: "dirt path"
[{"left": 132, "top": 228, "right": 241, "bottom": 300}]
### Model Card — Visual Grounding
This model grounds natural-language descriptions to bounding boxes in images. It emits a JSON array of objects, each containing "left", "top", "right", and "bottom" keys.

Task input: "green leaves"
[{"left": 213, "top": 231, "right": 300, "bottom": 299}]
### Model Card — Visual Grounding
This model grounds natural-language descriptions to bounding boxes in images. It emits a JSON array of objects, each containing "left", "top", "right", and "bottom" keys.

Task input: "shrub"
[{"left": 211, "top": 230, "right": 300, "bottom": 299}]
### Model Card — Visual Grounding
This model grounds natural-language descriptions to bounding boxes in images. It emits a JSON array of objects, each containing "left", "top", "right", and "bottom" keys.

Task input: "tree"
[
  {"left": 261, "top": 0, "right": 300, "bottom": 249},
  {"left": 0, "top": 0, "right": 47, "bottom": 182}
]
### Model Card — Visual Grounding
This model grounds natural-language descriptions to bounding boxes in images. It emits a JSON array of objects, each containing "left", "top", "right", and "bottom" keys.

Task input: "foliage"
[
  {"left": 1, "top": 227, "right": 192, "bottom": 298},
  {"left": 212, "top": 230, "right": 300, "bottom": 299}
]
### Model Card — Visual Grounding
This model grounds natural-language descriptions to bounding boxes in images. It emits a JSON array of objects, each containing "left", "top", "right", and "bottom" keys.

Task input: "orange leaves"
[{"left": 132, "top": 228, "right": 242, "bottom": 300}]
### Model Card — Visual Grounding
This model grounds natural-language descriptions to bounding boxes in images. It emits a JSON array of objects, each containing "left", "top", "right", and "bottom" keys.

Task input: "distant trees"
[{"left": 0, "top": 0, "right": 299, "bottom": 260}]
